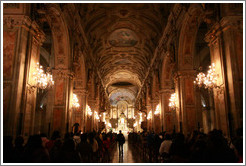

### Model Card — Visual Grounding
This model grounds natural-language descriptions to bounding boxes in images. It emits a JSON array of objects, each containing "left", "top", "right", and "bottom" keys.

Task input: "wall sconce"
[
  {"left": 154, "top": 104, "right": 160, "bottom": 115},
  {"left": 194, "top": 63, "right": 219, "bottom": 90},
  {"left": 32, "top": 62, "right": 54, "bottom": 90},
  {"left": 147, "top": 111, "right": 152, "bottom": 120},
  {"left": 169, "top": 93, "right": 178, "bottom": 110},
  {"left": 72, "top": 94, "right": 80, "bottom": 108},
  {"left": 86, "top": 105, "right": 92, "bottom": 116}
]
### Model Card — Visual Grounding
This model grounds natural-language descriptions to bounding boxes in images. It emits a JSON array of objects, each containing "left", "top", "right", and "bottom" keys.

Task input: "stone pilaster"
[
  {"left": 52, "top": 68, "right": 74, "bottom": 136},
  {"left": 72, "top": 88, "right": 87, "bottom": 133},
  {"left": 160, "top": 88, "right": 175, "bottom": 133},
  {"left": 3, "top": 10, "right": 46, "bottom": 139},
  {"left": 174, "top": 70, "right": 198, "bottom": 135},
  {"left": 204, "top": 15, "right": 243, "bottom": 136}
]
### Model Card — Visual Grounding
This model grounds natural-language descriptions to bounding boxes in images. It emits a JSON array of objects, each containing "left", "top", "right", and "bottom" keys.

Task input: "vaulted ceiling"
[{"left": 78, "top": 4, "right": 173, "bottom": 105}]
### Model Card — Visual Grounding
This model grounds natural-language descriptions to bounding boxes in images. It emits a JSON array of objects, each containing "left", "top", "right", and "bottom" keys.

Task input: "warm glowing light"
[
  {"left": 139, "top": 113, "right": 142, "bottom": 124},
  {"left": 72, "top": 94, "right": 80, "bottom": 108},
  {"left": 154, "top": 104, "right": 160, "bottom": 115},
  {"left": 193, "top": 72, "right": 206, "bottom": 88},
  {"left": 108, "top": 123, "right": 112, "bottom": 128},
  {"left": 121, "top": 118, "right": 124, "bottom": 124},
  {"left": 33, "top": 62, "right": 54, "bottom": 89},
  {"left": 169, "top": 93, "right": 177, "bottom": 109},
  {"left": 194, "top": 63, "right": 218, "bottom": 90},
  {"left": 103, "top": 112, "right": 106, "bottom": 122},
  {"left": 147, "top": 111, "right": 152, "bottom": 120},
  {"left": 95, "top": 111, "right": 99, "bottom": 120},
  {"left": 133, "top": 122, "right": 137, "bottom": 127},
  {"left": 204, "top": 63, "right": 218, "bottom": 89},
  {"left": 86, "top": 105, "right": 92, "bottom": 116}
]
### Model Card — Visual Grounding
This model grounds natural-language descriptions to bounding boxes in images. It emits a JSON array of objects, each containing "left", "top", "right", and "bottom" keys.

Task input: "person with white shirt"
[{"left": 159, "top": 133, "right": 172, "bottom": 161}]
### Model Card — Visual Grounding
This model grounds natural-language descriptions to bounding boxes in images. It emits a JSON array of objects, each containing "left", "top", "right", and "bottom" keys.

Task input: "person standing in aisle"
[{"left": 116, "top": 130, "right": 125, "bottom": 156}]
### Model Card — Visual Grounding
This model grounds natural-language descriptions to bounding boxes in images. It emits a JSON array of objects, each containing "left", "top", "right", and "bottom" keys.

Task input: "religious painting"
[
  {"left": 3, "top": 30, "right": 17, "bottom": 80},
  {"left": 55, "top": 79, "right": 64, "bottom": 105},
  {"left": 109, "top": 28, "right": 138, "bottom": 47}
]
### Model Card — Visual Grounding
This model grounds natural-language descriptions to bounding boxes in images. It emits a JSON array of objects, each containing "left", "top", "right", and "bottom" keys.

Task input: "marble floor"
[{"left": 111, "top": 135, "right": 144, "bottom": 163}]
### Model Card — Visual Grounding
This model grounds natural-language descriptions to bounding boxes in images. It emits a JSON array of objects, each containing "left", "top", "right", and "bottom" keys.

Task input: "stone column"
[
  {"left": 52, "top": 69, "right": 73, "bottom": 136},
  {"left": 160, "top": 88, "right": 175, "bottom": 133},
  {"left": 3, "top": 6, "right": 47, "bottom": 139},
  {"left": 151, "top": 100, "right": 159, "bottom": 133},
  {"left": 174, "top": 70, "right": 198, "bottom": 136},
  {"left": 72, "top": 88, "right": 87, "bottom": 133},
  {"left": 205, "top": 15, "right": 243, "bottom": 136}
]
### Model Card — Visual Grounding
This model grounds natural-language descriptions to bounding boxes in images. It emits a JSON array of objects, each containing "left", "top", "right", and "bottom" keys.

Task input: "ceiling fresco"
[
  {"left": 78, "top": 3, "right": 173, "bottom": 105},
  {"left": 108, "top": 28, "right": 138, "bottom": 47}
]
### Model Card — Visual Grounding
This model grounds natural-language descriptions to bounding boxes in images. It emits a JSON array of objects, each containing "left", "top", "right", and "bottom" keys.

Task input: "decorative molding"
[
  {"left": 73, "top": 88, "right": 88, "bottom": 96},
  {"left": 3, "top": 15, "right": 31, "bottom": 29},
  {"left": 175, "top": 70, "right": 196, "bottom": 79},
  {"left": 159, "top": 89, "right": 174, "bottom": 94},
  {"left": 220, "top": 16, "right": 243, "bottom": 32},
  {"left": 53, "top": 68, "right": 75, "bottom": 79},
  {"left": 3, "top": 15, "right": 45, "bottom": 44},
  {"left": 26, "top": 83, "right": 36, "bottom": 94},
  {"left": 205, "top": 16, "right": 242, "bottom": 46}
]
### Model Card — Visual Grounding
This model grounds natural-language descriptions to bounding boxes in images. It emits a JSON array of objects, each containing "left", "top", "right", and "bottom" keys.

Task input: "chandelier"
[
  {"left": 194, "top": 63, "right": 218, "bottom": 90},
  {"left": 147, "top": 110, "right": 152, "bottom": 120},
  {"left": 154, "top": 104, "right": 160, "bottom": 115},
  {"left": 72, "top": 94, "right": 80, "bottom": 108},
  {"left": 169, "top": 93, "right": 177, "bottom": 110},
  {"left": 95, "top": 111, "right": 99, "bottom": 120},
  {"left": 138, "top": 112, "right": 143, "bottom": 124},
  {"left": 32, "top": 62, "right": 54, "bottom": 90},
  {"left": 86, "top": 105, "right": 92, "bottom": 116}
]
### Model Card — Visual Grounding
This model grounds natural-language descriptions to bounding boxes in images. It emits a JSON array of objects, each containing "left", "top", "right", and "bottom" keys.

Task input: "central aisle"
[{"left": 111, "top": 134, "right": 143, "bottom": 163}]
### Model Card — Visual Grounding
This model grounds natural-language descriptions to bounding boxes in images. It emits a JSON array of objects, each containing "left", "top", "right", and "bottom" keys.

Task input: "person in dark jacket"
[{"left": 116, "top": 130, "right": 125, "bottom": 156}]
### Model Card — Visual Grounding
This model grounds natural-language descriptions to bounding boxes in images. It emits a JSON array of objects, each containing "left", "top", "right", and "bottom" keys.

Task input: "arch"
[
  {"left": 45, "top": 4, "right": 70, "bottom": 69},
  {"left": 161, "top": 53, "right": 176, "bottom": 89},
  {"left": 178, "top": 4, "right": 205, "bottom": 70}
]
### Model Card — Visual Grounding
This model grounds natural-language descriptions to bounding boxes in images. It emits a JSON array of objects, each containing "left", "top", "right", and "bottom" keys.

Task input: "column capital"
[
  {"left": 73, "top": 88, "right": 88, "bottom": 96},
  {"left": 53, "top": 68, "right": 75, "bottom": 79},
  {"left": 174, "top": 70, "right": 196, "bottom": 79},
  {"left": 3, "top": 15, "right": 46, "bottom": 44},
  {"left": 205, "top": 16, "right": 243, "bottom": 45},
  {"left": 159, "top": 88, "right": 174, "bottom": 94},
  {"left": 220, "top": 16, "right": 243, "bottom": 32}
]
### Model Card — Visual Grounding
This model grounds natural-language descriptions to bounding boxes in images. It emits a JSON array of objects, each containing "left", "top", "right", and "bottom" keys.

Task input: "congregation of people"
[
  {"left": 128, "top": 128, "right": 243, "bottom": 163},
  {"left": 4, "top": 130, "right": 117, "bottom": 163},
  {"left": 3, "top": 128, "right": 243, "bottom": 163}
]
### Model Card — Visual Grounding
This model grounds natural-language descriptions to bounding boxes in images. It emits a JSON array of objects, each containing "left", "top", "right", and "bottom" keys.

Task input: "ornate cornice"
[
  {"left": 73, "top": 88, "right": 88, "bottom": 96},
  {"left": 205, "top": 16, "right": 243, "bottom": 45},
  {"left": 220, "top": 16, "right": 243, "bottom": 32},
  {"left": 3, "top": 15, "right": 46, "bottom": 44},
  {"left": 53, "top": 68, "right": 75, "bottom": 79},
  {"left": 174, "top": 70, "right": 196, "bottom": 79},
  {"left": 159, "top": 88, "right": 174, "bottom": 94}
]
